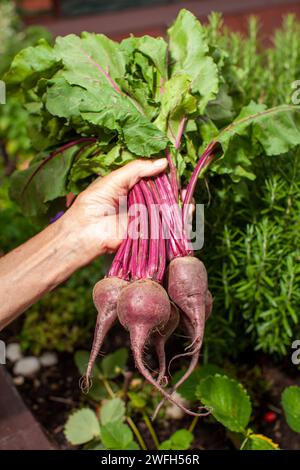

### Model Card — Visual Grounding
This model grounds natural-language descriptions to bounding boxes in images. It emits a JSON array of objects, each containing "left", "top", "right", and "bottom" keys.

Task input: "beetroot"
[
  {"left": 151, "top": 256, "right": 209, "bottom": 419},
  {"left": 80, "top": 277, "right": 128, "bottom": 392},
  {"left": 152, "top": 303, "right": 180, "bottom": 385},
  {"left": 117, "top": 279, "right": 205, "bottom": 416},
  {"left": 168, "top": 256, "right": 208, "bottom": 354}
]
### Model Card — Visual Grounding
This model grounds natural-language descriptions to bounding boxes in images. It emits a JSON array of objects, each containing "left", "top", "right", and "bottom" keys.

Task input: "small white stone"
[
  {"left": 40, "top": 352, "right": 58, "bottom": 367},
  {"left": 6, "top": 343, "right": 22, "bottom": 363},
  {"left": 13, "top": 376, "right": 25, "bottom": 386},
  {"left": 13, "top": 357, "right": 40, "bottom": 377},
  {"left": 165, "top": 392, "right": 189, "bottom": 420}
]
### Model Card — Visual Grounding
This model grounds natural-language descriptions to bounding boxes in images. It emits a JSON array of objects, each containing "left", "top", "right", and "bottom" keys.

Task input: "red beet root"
[
  {"left": 152, "top": 303, "right": 180, "bottom": 385},
  {"left": 168, "top": 256, "right": 208, "bottom": 354},
  {"left": 117, "top": 279, "right": 205, "bottom": 417},
  {"left": 80, "top": 277, "right": 128, "bottom": 393}
]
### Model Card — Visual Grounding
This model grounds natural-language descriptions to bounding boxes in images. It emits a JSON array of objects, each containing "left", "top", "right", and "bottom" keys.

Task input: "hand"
[{"left": 64, "top": 158, "right": 168, "bottom": 260}]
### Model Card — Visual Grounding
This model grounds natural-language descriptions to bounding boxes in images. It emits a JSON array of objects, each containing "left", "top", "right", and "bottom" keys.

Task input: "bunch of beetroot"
[{"left": 82, "top": 141, "right": 218, "bottom": 418}]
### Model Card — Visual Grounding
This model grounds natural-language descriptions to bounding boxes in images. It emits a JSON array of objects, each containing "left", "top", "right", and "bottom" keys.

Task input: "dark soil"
[{"left": 5, "top": 327, "right": 300, "bottom": 450}]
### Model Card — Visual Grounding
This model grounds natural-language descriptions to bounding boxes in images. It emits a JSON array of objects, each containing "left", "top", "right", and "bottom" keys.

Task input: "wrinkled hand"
[{"left": 65, "top": 158, "right": 168, "bottom": 259}]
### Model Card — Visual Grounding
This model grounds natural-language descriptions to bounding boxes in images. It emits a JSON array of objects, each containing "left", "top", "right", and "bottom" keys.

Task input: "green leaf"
[
  {"left": 172, "top": 364, "right": 224, "bottom": 401},
  {"left": 54, "top": 33, "right": 126, "bottom": 89},
  {"left": 74, "top": 351, "right": 107, "bottom": 400},
  {"left": 88, "top": 382, "right": 107, "bottom": 401},
  {"left": 74, "top": 350, "right": 100, "bottom": 377},
  {"left": 46, "top": 78, "right": 167, "bottom": 157},
  {"left": 100, "top": 398, "right": 125, "bottom": 425},
  {"left": 101, "top": 348, "right": 128, "bottom": 379},
  {"left": 87, "top": 443, "right": 105, "bottom": 450},
  {"left": 9, "top": 146, "right": 76, "bottom": 216},
  {"left": 219, "top": 103, "right": 300, "bottom": 155},
  {"left": 154, "top": 73, "right": 197, "bottom": 138},
  {"left": 168, "top": 9, "right": 219, "bottom": 112},
  {"left": 213, "top": 103, "right": 300, "bottom": 181},
  {"left": 282, "top": 386, "right": 300, "bottom": 432},
  {"left": 128, "top": 391, "right": 146, "bottom": 409},
  {"left": 100, "top": 422, "right": 135, "bottom": 450},
  {"left": 242, "top": 434, "right": 279, "bottom": 450},
  {"left": 64, "top": 409, "right": 100, "bottom": 445},
  {"left": 4, "top": 39, "right": 58, "bottom": 88},
  {"left": 196, "top": 374, "right": 252, "bottom": 432},
  {"left": 121, "top": 35, "right": 168, "bottom": 79},
  {"left": 159, "top": 430, "right": 193, "bottom": 450}
]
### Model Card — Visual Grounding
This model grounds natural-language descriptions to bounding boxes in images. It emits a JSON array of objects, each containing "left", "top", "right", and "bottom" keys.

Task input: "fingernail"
[{"left": 154, "top": 158, "right": 168, "bottom": 167}]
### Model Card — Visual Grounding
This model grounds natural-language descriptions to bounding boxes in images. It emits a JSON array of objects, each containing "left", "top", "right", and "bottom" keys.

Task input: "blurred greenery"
[
  {"left": 19, "top": 257, "right": 108, "bottom": 354},
  {"left": 0, "top": 0, "right": 52, "bottom": 172},
  {"left": 199, "top": 14, "right": 300, "bottom": 359}
]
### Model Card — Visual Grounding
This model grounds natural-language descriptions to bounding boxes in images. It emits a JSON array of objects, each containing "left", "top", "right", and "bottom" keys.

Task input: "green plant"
[
  {"left": 0, "top": 0, "right": 51, "bottom": 172},
  {"left": 176, "top": 368, "right": 279, "bottom": 450},
  {"left": 19, "top": 257, "right": 108, "bottom": 354},
  {"left": 66, "top": 350, "right": 282, "bottom": 450},
  {"left": 68, "top": 348, "right": 161, "bottom": 450},
  {"left": 282, "top": 385, "right": 300, "bottom": 433}
]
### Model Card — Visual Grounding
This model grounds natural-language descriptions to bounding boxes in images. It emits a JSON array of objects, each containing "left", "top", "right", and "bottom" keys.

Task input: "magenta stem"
[
  {"left": 108, "top": 238, "right": 127, "bottom": 278},
  {"left": 132, "top": 185, "right": 148, "bottom": 279},
  {"left": 165, "top": 117, "right": 187, "bottom": 202},
  {"left": 155, "top": 175, "right": 190, "bottom": 257},
  {"left": 156, "top": 215, "right": 166, "bottom": 283},
  {"left": 148, "top": 178, "right": 178, "bottom": 259},
  {"left": 183, "top": 141, "right": 217, "bottom": 225},
  {"left": 139, "top": 180, "right": 159, "bottom": 279},
  {"left": 123, "top": 192, "right": 135, "bottom": 279},
  {"left": 51, "top": 138, "right": 97, "bottom": 157},
  {"left": 175, "top": 117, "right": 187, "bottom": 150},
  {"left": 21, "top": 138, "right": 97, "bottom": 196},
  {"left": 129, "top": 189, "right": 139, "bottom": 281},
  {"left": 166, "top": 148, "right": 179, "bottom": 201}
]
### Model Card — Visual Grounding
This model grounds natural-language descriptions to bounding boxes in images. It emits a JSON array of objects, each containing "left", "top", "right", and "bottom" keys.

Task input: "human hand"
[{"left": 64, "top": 158, "right": 168, "bottom": 262}]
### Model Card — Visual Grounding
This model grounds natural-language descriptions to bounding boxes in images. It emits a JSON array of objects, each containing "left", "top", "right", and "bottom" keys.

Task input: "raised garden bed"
[{"left": 0, "top": 367, "right": 54, "bottom": 450}]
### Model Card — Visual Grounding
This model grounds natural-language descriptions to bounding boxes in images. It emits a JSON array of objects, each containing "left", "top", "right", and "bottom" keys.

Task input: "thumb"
[{"left": 107, "top": 158, "right": 168, "bottom": 192}]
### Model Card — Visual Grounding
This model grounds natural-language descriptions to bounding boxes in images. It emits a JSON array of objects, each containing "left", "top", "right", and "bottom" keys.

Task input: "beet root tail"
[{"left": 130, "top": 332, "right": 209, "bottom": 420}]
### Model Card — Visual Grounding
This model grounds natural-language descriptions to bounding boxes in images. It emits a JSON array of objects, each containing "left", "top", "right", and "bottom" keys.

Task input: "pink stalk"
[
  {"left": 109, "top": 192, "right": 135, "bottom": 279},
  {"left": 129, "top": 190, "right": 139, "bottom": 280},
  {"left": 183, "top": 141, "right": 217, "bottom": 225},
  {"left": 156, "top": 216, "right": 167, "bottom": 283},
  {"left": 139, "top": 180, "right": 159, "bottom": 279},
  {"left": 165, "top": 117, "right": 187, "bottom": 201},
  {"left": 132, "top": 185, "right": 148, "bottom": 279},
  {"left": 148, "top": 179, "right": 178, "bottom": 259},
  {"left": 122, "top": 192, "right": 135, "bottom": 279},
  {"left": 155, "top": 177, "right": 182, "bottom": 258},
  {"left": 108, "top": 237, "right": 127, "bottom": 278},
  {"left": 166, "top": 148, "right": 179, "bottom": 201},
  {"left": 21, "top": 138, "right": 97, "bottom": 196},
  {"left": 155, "top": 175, "right": 190, "bottom": 257},
  {"left": 121, "top": 237, "right": 132, "bottom": 280},
  {"left": 175, "top": 117, "right": 187, "bottom": 150}
]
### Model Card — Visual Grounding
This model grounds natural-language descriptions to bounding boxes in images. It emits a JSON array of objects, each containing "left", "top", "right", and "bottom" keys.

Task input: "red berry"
[{"left": 263, "top": 411, "right": 277, "bottom": 424}]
